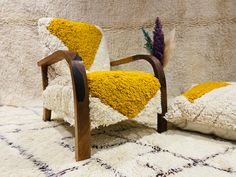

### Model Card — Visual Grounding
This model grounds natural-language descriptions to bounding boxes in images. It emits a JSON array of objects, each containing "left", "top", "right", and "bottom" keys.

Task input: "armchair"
[{"left": 37, "top": 18, "right": 167, "bottom": 161}]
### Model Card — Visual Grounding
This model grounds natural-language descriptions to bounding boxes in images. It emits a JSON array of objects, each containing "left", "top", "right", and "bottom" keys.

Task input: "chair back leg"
[
  {"left": 158, "top": 113, "right": 167, "bottom": 133},
  {"left": 41, "top": 66, "right": 51, "bottom": 122},
  {"left": 43, "top": 108, "right": 51, "bottom": 121},
  {"left": 74, "top": 108, "right": 91, "bottom": 161}
]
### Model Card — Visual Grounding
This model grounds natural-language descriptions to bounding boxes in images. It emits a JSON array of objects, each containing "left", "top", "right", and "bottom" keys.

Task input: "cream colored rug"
[{"left": 0, "top": 106, "right": 235, "bottom": 177}]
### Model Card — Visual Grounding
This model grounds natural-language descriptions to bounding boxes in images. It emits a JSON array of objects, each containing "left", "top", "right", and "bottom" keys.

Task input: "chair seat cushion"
[
  {"left": 43, "top": 71, "right": 161, "bottom": 128},
  {"left": 165, "top": 82, "right": 236, "bottom": 140},
  {"left": 87, "top": 71, "right": 160, "bottom": 118}
]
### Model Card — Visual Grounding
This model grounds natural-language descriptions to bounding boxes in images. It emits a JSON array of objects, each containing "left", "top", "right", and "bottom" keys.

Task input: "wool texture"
[
  {"left": 182, "top": 82, "right": 230, "bottom": 102},
  {"left": 43, "top": 76, "right": 161, "bottom": 128},
  {"left": 87, "top": 71, "right": 160, "bottom": 118},
  {"left": 47, "top": 18, "right": 102, "bottom": 70},
  {"left": 38, "top": 17, "right": 110, "bottom": 76},
  {"left": 166, "top": 82, "right": 236, "bottom": 140}
]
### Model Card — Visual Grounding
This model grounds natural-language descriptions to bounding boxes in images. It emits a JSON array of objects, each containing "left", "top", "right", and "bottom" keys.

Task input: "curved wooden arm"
[
  {"left": 38, "top": 50, "right": 90, "bottom": 161},
  {"left": 37, "top": 50, "right": 89, "bottom": 104},
  {"left": 37, "top": 50, "right": 77, "bottom": 66},
  {"left": 111, "top": 55, "right": 167, "bottom": 132}
]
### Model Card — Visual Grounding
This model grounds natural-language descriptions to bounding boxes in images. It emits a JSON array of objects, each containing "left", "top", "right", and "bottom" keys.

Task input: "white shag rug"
[{"left": 0, "top": 106, "right": 235, "bottom": 177}]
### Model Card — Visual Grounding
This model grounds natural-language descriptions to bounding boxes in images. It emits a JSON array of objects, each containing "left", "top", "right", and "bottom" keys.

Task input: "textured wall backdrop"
[{"left": 0, "top": 0, "right": 236, "bottom": 106}]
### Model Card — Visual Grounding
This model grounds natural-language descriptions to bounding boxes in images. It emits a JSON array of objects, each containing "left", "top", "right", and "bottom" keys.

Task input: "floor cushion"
[
  {"left": 165, "top": 82, "right": 236, "bottom": 140},
  {"left": 43, "top": 71, "right": 161, "bottom": 128}
]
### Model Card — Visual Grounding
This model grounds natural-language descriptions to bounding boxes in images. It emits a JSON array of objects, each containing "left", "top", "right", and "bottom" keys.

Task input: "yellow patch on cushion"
[
  {"left": 183, "top": 82, "right": 230, "bottom": 102},
  {"left": 47, "top": 18, "right": 102, "bottom": 70},
  {"left": 87, "top": 71, "right": 160, "bottom": 118}
]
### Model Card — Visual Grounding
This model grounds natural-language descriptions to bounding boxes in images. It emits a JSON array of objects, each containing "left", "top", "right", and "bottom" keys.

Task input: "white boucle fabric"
[
  {"left": 165, "top": 82, "right": 236, "bottom": 140},
  {"left": 43, "top": 75, "right": 161, "bottom": 129},
  {"left": 89, "top": 91, "right": 161, "bottom": 129},
  {"left": 38, "top": 17, "right": 70, "bottom": 81},
  {"left": 89, "top": 26, "right": 110, "bottom": 72}
]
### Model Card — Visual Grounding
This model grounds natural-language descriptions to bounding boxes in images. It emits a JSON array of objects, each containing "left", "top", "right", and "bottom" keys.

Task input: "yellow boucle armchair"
[{"left": 37, "top": 18, "right": 168, "bottom": 161}]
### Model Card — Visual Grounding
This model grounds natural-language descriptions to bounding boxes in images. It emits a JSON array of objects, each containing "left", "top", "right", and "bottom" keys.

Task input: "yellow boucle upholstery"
[
  {"left": 87, "top": 71, "right": 160, "bottom": 118},
  {"left": 183, "top": 82, "right": 230, "bottom": 102},
  {"left": 47, "top": 18, "right": 102, "bottom": 70}
]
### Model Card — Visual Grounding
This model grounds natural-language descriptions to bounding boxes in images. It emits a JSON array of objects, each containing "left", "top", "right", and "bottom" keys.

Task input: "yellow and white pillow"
[
  {"left": 166, "top": 82, "right": 236, "bottom": 140},
  {"left": 38, "top": 18, "right": 162, "bottom": 128},
  {"left": 38, "top": 18, "right": 110, "bottom": 77}
]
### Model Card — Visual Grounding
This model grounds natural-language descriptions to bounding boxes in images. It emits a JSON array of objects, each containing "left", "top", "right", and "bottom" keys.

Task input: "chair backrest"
[{"left": 38, "top": 18, "right": 110, "bottom": 78}]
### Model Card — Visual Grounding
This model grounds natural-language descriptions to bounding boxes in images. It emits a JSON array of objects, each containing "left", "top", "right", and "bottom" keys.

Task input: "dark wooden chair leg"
[
  {"left": 74, "top": 108, "right": 91, "bottom": 161},
  {"left": 43, "top": 108, "right": 51, "bottom": 121},
  {"left": 38, "top": 51, "right": 91, "bottom": 161},
  {"left": 71, "top": 59, "right": 91, "bottom": 161},
  {"left": 158, "top": 113, "right": 167, "bottom": 133}
]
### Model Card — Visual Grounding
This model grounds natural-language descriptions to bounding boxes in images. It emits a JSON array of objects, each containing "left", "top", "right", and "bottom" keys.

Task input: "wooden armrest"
[
  {"left": 111, "top": 55, "right": 167, "bottom": 132},
  {"left": 37, "top": 50, "right": 77, "bottom": 66},
  {"left": 37, "top": 50, "right": 89, "bottom": 103},
  {"left": 111, "top": 55, "right": 165, "bottom": 86}
]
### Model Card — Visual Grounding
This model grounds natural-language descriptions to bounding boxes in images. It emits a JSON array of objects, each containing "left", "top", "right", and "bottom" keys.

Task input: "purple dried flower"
[{"left": 153, "top": 17, "right": 165, "bottom": 65}]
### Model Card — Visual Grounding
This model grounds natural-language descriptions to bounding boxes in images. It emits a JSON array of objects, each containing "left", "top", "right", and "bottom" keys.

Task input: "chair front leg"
[
  {"left": 74, "top": 103, "right": 90, "bottom": 161},
  {"left": 38, "top": 51, "right": 90, "bottom": 161},
  {"left": 71, "top": 59, "right": 90, "bottom": 161}
]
